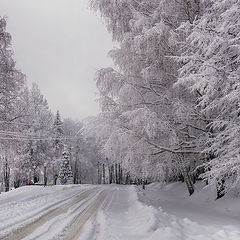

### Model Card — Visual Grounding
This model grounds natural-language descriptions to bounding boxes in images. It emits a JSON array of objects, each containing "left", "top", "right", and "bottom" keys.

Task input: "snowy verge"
[
  {"left": 138, "top": 181, "right": 240, "bottom": 226},
  {"left": 80, "top": 184, "right": 240, "bottom": 240},
  {"left": 136, "top": 182, "right": 240, "bottom": 239}
]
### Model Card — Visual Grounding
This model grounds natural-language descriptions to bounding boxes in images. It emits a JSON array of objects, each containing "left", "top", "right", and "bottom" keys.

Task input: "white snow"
[
  {"left": 0, "top": 185, "right": 96, "bottom": 239},
  {"left": 0, "top": 183, "right": 240, "bottom": 240},
  {"left": 81, "top": 183, "right": 240, "bottom": 240}
]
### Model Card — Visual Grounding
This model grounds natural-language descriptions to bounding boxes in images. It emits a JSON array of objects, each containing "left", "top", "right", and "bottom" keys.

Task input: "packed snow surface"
[{"left": 0, "top": 183, "right": 239, "bottom": 240}]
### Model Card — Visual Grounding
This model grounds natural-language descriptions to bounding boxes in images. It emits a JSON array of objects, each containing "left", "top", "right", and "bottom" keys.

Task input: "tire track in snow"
[
  {"left": 62, "top": 190, "right": 108, "bottom": 240},
  {"left": 0, "top": 186, "right": 88, "bottom": 233},
  {"left": 0, "top": 188, "right": 98, "bottom": 240}
]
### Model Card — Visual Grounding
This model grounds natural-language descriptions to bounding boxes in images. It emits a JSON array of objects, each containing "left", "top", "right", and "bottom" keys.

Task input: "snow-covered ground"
[
  {"left": 136, "top": 182, "right": 240, "bottom": 240},
  {"left": 0, "top": 183, "right": 240, "bottom": 240}
]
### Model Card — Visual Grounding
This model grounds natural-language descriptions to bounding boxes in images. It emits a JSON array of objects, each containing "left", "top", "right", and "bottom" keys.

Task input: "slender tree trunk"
[
  {"left": 142, "top": 179, "right": 145, "bottom": 190},
  {"left": 44, "top": 165, "right": 47, "bottom": 187},
  {"left": 164, "top": 166, "right": 169, "bottom": 182},
  {"left": 97, "top": 161, "right": 100, "bottom": 184},
  {"left": 125, "top": 174, "right": 129, "bottom": 185},
  {"left": 78, "top": 162, "right": 81, "bottom": 184},
  {"left": 135, "top": 177, "right": 138, "bottom": 186},
  {"left": 118, "top": 164, "right": 121, "bottom": 184},
  {"left": 102, "top": 163, "right": 105, "bottom": 184},
  {"left": 108, "top": 165, "right": 112, "bottom": 184},
  {"left": 79, "top": 171, "right": 82, "bottom": 184},
  {"left": 52, "top": 164, "right": 57, "bottom": 185},
  {"left": 3, "top": 157, "right": 10, "bottom": 192},
  {"left": 120, "top": 166, "right": 123, "bottom": 184},
  {"left": 100, "top": 164, "right": 102, "bottom": 184},
  {"left": 74, "top": 160, "right": 78, "bottom": 184},
  {"left": 111, "top": 165, "right": 115, "bottom": 183},
  {"left": 177, "top": 153, "right": 194, "bottom": 195},
  {"left": 115, "top": 163, "right": 118, "bottom": 184}
]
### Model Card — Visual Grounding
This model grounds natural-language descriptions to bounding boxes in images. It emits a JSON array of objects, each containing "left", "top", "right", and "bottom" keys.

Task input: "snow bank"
[
  {"left": 136, "top": 182, "right": 240, "bottom": 240},
  {"left": 78, "top": 184, "right": 239, "bottom": 240}
]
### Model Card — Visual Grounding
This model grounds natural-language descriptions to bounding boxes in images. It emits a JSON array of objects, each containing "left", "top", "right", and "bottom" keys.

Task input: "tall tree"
[
  {"left": 0, "top": 17, "right": 25, "bottom": 188},
  {"left": 90, "top": 0, "right": 206, "bottom": 194},
  {"left": 176, "top": 0, "right": 240, "bottom": 197}
]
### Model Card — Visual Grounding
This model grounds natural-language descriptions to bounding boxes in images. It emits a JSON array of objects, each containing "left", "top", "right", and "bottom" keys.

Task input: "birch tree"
[
  {"left": 90, "top": 0, "right": 208, "bottom": 195},
  {"left": 176, "top": 0, "right": 240, "bottom": 197}
]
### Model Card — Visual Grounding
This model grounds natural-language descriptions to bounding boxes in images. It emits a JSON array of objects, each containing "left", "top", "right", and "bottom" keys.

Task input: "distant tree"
[{"left": 52, "top": 110, "right": 64, "bottom": 157}]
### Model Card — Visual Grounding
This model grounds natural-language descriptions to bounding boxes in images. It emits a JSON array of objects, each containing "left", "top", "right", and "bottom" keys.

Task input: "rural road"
[
  {"left": 1, "top": 184, "right": 240, "bottom": 240},
  {"left": 0, "top": 186, "right": 109, "bottom": 240}
]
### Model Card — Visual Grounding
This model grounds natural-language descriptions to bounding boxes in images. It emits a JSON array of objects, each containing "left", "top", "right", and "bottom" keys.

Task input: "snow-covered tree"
[
  {"left": 57, "top": 150, "right": 73, "bottom": 184},
  {"left": 17, "top": 84, "right": 53, "bottom": 171},
  {"left": 176, "top": 0, "right": 240, "bottom": 197},
  {"left": 52, "top": 110, "right": 64, "bottom": 157},
  {"left": 0, "top": 17, "right": 25, "bottom": 189},
  {"left": 90, "top": 0, "right": 208, "bottom": 194}
]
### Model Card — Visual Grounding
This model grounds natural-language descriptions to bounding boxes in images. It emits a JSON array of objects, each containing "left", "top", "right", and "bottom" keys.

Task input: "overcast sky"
[{"left": 0, "top": 0, "right": 114, "bottom": 120}]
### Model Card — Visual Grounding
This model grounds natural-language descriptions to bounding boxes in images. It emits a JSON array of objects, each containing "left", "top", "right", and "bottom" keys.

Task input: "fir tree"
[
  {"left": 52, "top": 110, "right": 64, "bottom": 157},
  {"left": 58, "top": 150, "right": 73, "bottom": 184}
]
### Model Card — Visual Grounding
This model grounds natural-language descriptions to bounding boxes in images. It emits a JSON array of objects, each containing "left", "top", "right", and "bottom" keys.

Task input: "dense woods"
[
  {"left": 86, "top": 0, "right": 240, "bottom": 198},
  {"left": 0, "top": 17, "right": 103, "bottom": 191}
]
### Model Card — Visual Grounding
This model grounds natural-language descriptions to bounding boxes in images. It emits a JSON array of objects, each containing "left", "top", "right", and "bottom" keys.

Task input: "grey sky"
[{"left": 0, "top": 0, "right": 113, "bottom": 120}]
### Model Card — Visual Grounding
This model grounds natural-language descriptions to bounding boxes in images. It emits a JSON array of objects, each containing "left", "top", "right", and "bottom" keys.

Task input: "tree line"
[
  {"left": 0, "top": 17, "right": 103, "bottom": 192},
  {"left": 85, "top": 0, "right": 240, "bottom": 198}
]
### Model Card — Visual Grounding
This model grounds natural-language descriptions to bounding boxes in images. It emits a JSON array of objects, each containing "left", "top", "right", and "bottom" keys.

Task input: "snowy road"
[
  {"left": 0, "top": 185, "right": 107, "bottom": 240},
  {"left": 0, "top": 184, "right": 240, "bottom": 240}
]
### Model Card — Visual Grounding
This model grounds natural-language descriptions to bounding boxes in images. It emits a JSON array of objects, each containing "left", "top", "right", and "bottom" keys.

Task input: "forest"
[
  {"left": 85, "top": 0, "right": 240, "bottom": 199},
  {"left": 1, "top": 0, "right": 240, "bottom": 201},
  {"left": 0, "top": 15, "right": 103, "bottom": 190}
]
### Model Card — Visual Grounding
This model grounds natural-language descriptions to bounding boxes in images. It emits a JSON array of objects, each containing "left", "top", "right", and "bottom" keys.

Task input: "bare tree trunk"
[
  {"left": 177, "top": 153, "right": 194, "bottom": 195},
  {"left": 125, "top": 174, "right": 129, "bottom": 185},
  {"left": 118, "top": 164, "right": 121, "bottom": 184},
  {"left": 74, "top": 159, "right": 78, "bottom": 184},
  {"left": 108, "top": 165, "right": 112, "bottom": 184},
  {"left": 97, "top": 161, "right": 100, "bottom": 184},
  {"left": 100, "top": 163, "right": 102, "bottom": 184},
  {"left": 135, "top": 177, "right": 138, "bottom": 186},
  {"left": 3, "top": 157, "right": 10, "bottom": 192},
  {"left": 44, "top": 165, "right": 47, "bottom": 187},
  {"left": 102, "top": 163, "right": 105, "bottom": 184},
  {"left": 111, "top": 165, "right": 114, "bottom": 183},
  {"left": 79, "top": 168, "right": 82, "bottom": 184},
  {"left": 115, "top": 163, "right": 118, "bottom": 184},
  {"left": 142, "top": 179, "right": 145, "bottom": 190},
  {"left": 78, "top": 162, "right": 82, "bottom": 184},
  {"left": 52, "top": 164, "right": 57, "bottom": 185},
  {"left": 120, "top": 166, "right": 123, "bottom": 184}
]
